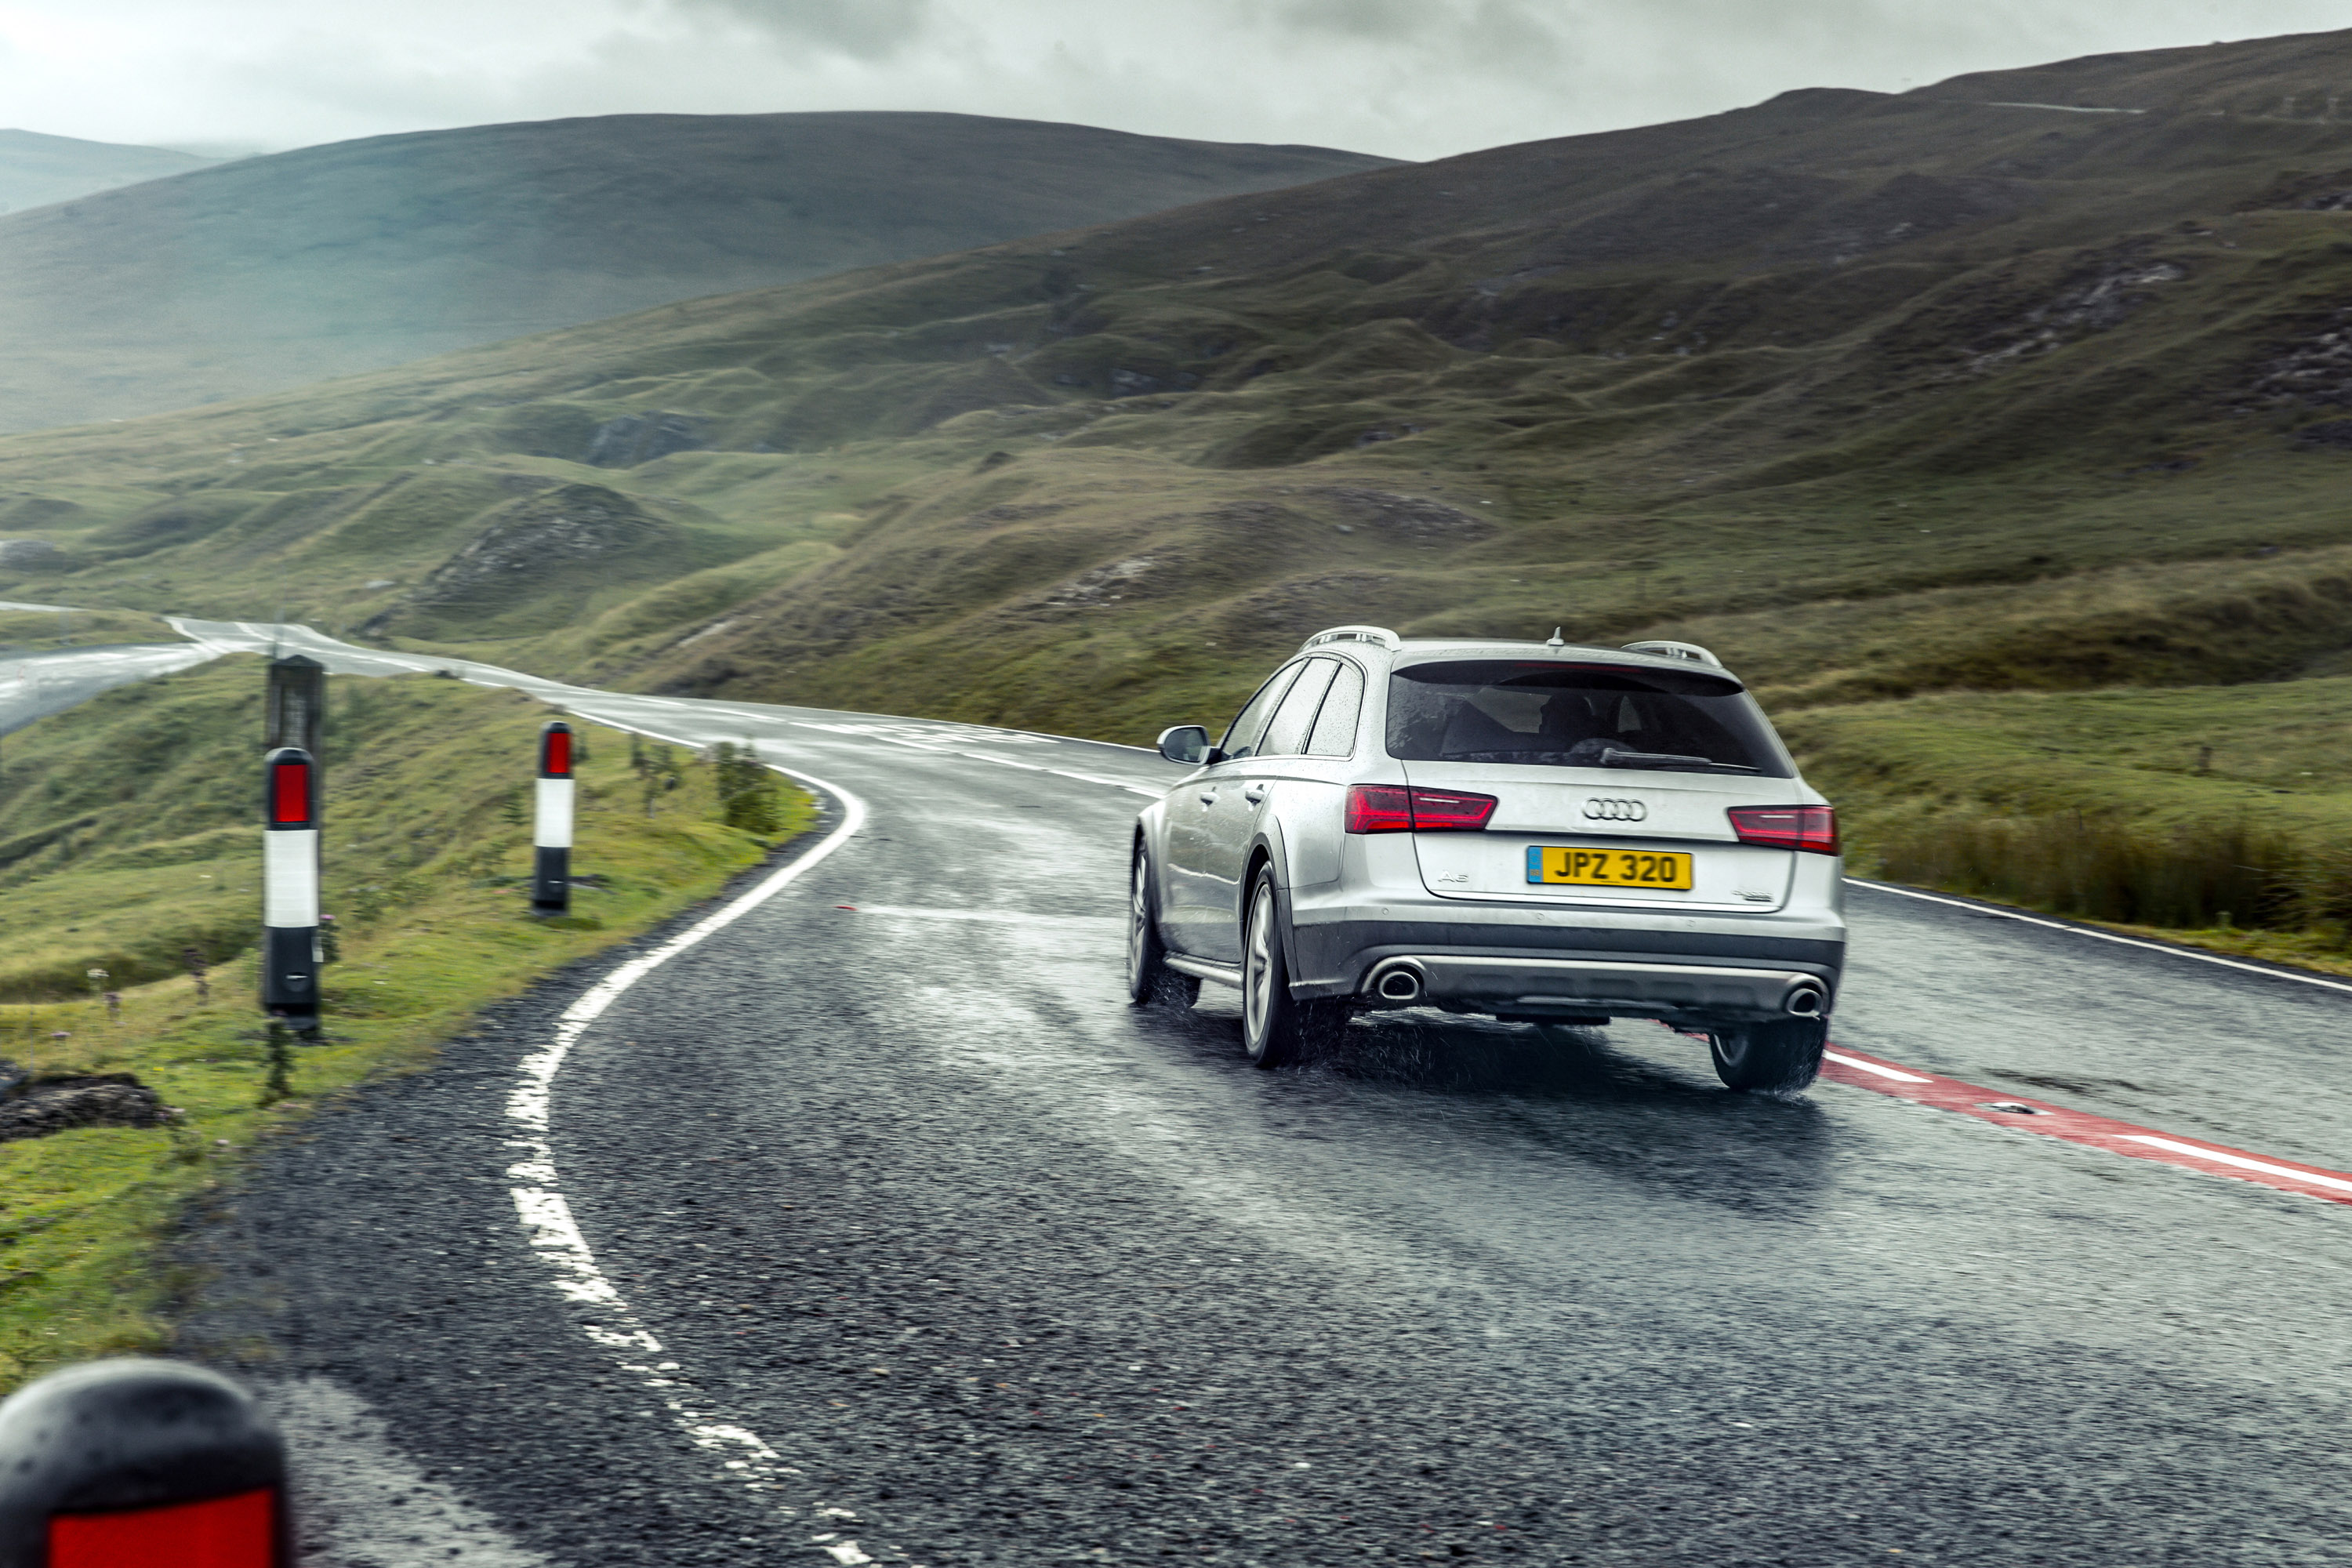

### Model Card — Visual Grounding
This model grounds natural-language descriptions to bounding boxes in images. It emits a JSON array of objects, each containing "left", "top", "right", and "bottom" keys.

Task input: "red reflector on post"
[
  {"left": 1344, "top": 785, "right": 1497, "bottom": 833},
  {"left": 1726, "top": 804, "right": 1839, "bottom": 855},
  {"left": 543, "top": 728, "right": 571, "bottom": 778},
  {"left": 268, "top": 761, "right": 309, "bottom": 826},
  {"left": 49, "top": 1486, "right": 275, "bottom": 1568}
]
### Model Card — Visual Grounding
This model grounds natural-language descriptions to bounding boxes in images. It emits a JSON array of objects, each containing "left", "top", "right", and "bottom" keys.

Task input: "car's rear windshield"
[{"left": 1385, "top": 660, "right": 1794, "bottom": 778}]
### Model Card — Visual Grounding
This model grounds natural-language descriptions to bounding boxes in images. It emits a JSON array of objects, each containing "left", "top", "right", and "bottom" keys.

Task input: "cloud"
[
  {"left": 1261, "top": 0, "right": 1566, "bottom": 75},
  {"left": 1275, "top": 0, "right": 1432, "bottom": 40},
  {"left": 668, "top": 0, "right": 934, "bottom": 60},
  {"left": 0, "top": 0, "right": 2346, "bottom": 162}
]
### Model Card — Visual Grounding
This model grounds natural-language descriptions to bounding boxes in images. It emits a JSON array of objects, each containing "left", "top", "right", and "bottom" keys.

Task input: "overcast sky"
[{"left": 3, "top": 0, "right": 2350, "bottom": 162}]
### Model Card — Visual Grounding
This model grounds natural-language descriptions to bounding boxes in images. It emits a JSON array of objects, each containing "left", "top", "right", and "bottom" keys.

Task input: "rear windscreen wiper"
[{"left": 1600, "top": 748, "right": 1759, "bottom": 774}]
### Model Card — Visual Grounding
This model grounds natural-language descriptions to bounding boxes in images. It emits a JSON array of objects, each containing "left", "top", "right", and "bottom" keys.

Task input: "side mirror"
[{"left": 1156, "top": 725, "right": 1216, "bottom": 766}]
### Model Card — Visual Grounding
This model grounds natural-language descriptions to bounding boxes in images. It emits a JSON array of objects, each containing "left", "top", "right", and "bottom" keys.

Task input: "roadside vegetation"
[
  {"left": 0, "top": 605, "right": 179, "bottom": 649},
  {"left": 0, "top": 658, "right": 811, "bottom": 1392},
  {"left": 1784, "top": 681, "right": 2352, "bottom": 971}
]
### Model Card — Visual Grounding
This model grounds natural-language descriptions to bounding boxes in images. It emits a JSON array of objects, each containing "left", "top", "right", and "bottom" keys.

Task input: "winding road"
[
  {"left": 27, "top": 622, "right": 2352, "bottom": 1565},
  {"left": 0, "top": 640, "right": 216, "bottom": 737}
]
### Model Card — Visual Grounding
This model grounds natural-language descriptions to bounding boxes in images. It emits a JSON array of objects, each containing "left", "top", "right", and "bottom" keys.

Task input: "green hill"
[
  {"left": 0, "top": 111, "right": 1392, "bottom": 432},
  {"left": 0, "top": 129, "right": 215, "bottom": 216},
  {"left": 2, "top": 31, "right": 2352, "bottom": 940}
]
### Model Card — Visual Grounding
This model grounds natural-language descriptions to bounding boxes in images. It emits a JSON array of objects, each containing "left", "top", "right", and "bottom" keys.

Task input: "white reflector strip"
[
  {"left": 535, "top": 777, "right": 575, "bottom": 848},
  {"left": 265, "top": 829, "right": 319, "bottom": 928},
  {"left": 1823, "top": 1050, "right": 1933, "bottom": 1083},
  {"left": 2118, "top": 1135, "right": 2352, "bottom": 1196}
]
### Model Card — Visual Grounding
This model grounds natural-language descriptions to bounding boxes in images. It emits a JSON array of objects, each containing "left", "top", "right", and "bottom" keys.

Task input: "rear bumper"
[
  {"left": 1360, "top": 953, "right": 1828, "bottom": 1024},
  {"left": 1284, "top": 898, "right": 1845, "bottom": 1022}
]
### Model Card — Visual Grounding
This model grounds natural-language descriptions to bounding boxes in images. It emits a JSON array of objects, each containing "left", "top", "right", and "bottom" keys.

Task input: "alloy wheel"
[
  {"left": 1244, "top": 882, "right": 1276, "bottom": 1047},
  {"left": 1127, "top": 855, "right": 1150, "bottom": 985}
]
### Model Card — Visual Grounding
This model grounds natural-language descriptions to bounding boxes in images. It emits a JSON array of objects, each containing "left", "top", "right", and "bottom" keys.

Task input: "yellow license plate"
[{"left": 1526, "top": 845, "right": 1694, "bottom": 890}]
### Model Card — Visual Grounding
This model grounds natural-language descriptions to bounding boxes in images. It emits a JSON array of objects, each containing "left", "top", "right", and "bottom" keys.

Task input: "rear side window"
[
  {"left": 1260, "top": 659, "right": 1338, "bottom": 757},
  {"left": 1221, "top": 663, "right": 1304, "bottom": 761},
  {"left": 1305, "top": 662, "right": 1365, "bottom": 757},
  {"left": 1385, "top": 660, "right": 1793, "bottom": 778}
]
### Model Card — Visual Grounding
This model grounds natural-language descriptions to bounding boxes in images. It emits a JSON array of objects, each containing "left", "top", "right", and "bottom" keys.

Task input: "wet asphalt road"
[
  {"left": 0, "top": 640, "right": 216, "bottom": 735},
  {"left": 56, "top": 626, "right": 2352, "bottom": 1563}
]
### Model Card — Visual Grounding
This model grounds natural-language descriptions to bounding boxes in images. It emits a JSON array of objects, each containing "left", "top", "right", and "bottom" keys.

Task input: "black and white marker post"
[
  {"left": 260, "top": 747, "right": 320, "bottom": 1098},
  {"left": 532, "top": 720, "right": 573, "bottom": 915},
  {"left": 0, "top": 1358, "right": 292, "bottom": 1568}
]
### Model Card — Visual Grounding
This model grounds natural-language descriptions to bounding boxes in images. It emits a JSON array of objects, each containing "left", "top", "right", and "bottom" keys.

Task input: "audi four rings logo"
[{"left": 1583, "top": 798, "right": 1647, "bottom": 821}]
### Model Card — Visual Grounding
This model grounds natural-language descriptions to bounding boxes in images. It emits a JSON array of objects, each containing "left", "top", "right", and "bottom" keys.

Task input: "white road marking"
[
  {"left": 1047, "top": 767, "right": 1163, "bottom": 797},
  {"left": 1982, "top": 100, "right": 2147, "bottom": 114},
  {"left": 611, "top": 724, "right": 704, "bottom": 750},
  {"left": 796, "top": 719, "right": 1057, "bottom": 749},
  {"left": 1822, "top": 1051, "right": 1933, "bottom": 1083},
  {"left": 960, "top": 750, "right": 1049, "bottom": 771},
  {"left": 848, "top": 904, "right": 1120, "bottom": 927},
  {"left": 503, "top": 761, "right": 866, "bottom": 1509},
  {"left": 952, "top": 747, "right": 1160, "bottom": 795},
  {"left": 1847, "top": 877, "right": 2352, "bottom": 1000},
  {"left": 2118, "top": 1135, "right": 2352, "bottom": 1196}
]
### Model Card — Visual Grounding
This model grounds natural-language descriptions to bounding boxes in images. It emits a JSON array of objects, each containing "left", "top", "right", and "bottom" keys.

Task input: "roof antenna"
[{"left": 1546, "top": 626, "right": 1566, "bottom": 650}]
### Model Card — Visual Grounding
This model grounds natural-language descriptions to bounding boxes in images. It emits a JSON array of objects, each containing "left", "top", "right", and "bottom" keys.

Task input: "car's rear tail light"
[
  {"left": 1345, "top": 785, "right": 1498, "bottom": 833},
  {"left": 1406, "top": 788, "right": 1497, "bottom": 832},
  {"left": 1726, "top": 805, "right": 1839, "bottom": 855},
  {"left": 1344, "top": 784, "right": 1414, "bottom": 833}
]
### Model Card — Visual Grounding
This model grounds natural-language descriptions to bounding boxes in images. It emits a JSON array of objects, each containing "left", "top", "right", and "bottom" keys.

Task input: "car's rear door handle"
[
  {"left": 1197, "top": 789, "right": 1218, "bottom": 805},
  {"left": 1243, "top": 785, "right": 1268, "bottom": 804}
]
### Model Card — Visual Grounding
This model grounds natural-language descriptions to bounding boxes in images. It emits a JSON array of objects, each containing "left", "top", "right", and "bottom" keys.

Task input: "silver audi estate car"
[{"left": 1127, "top": 626, "right": 1846, "bottom": 1091}]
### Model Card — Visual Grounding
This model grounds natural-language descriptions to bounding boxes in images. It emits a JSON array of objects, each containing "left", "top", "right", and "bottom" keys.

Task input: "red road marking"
[{"left": 1819, "top": 1047, "right": 2352, "bottom": 1207}]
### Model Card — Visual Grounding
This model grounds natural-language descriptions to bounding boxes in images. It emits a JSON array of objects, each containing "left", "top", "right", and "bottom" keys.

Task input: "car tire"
[
  {"left": 1708, "top": 1018, "right": 1828, "bottom": 1092},
  {"left": 1127, "top": 843, "right": 1197, "bottom": 1008},
  {"left": 1240, "top": 869, "right": 1341, "bottom": 1068}
]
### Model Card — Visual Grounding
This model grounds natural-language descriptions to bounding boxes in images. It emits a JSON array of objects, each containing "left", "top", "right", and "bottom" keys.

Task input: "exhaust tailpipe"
[
  {"left": 1784, "top": 983, "right": 1826, "bottom": 1020},
  {"left": 1371, "top": 962, "right": 1425, "bottom": 1004}
]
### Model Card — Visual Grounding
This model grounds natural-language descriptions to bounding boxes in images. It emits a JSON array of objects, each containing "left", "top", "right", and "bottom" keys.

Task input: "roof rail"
[
  {"left": 1300, "top": 625, "right": 1401, "bottom": 653},
  {"left": 1621, "top": 639, "right": 1723, "bottom": 668}
]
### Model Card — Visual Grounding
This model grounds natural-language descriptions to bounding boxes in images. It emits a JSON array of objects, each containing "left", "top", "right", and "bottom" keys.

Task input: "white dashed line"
[
  {"left": 845, "top": 905, "right": 1120, "bottom": 927},
  {"left": 1047, "top": 767, "right": 1163, "bottom": 797},
  {"left": 959, "top": 750, "right": 1049, "bottom": 771}
]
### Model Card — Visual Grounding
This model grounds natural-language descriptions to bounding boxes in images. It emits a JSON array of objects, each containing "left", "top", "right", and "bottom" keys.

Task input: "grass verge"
[
  {"left": 0, "top": 606, "right": 180, "bottom": 650},
  {"left": 0, "top": 659, "right": 811, "bottom": 1392},
  {"left": 1784, "top": 679, "right": 2352, "bottom": 971}
]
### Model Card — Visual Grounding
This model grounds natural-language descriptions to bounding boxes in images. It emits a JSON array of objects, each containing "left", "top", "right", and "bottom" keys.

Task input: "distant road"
[
  {"left": 0, "top": 641, "right": 216, "bottom": 736},
  {"left": 36, "top": 619, "right": 2352, "bottom": 1563}
]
